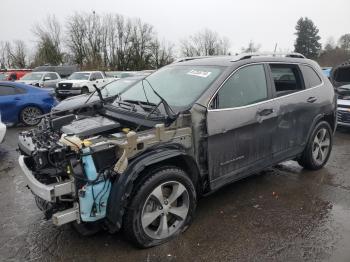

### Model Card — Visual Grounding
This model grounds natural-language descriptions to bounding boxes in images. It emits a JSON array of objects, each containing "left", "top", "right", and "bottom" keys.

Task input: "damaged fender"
[{"left": 106, "top": 143, "right": 196, "bottom": 231}]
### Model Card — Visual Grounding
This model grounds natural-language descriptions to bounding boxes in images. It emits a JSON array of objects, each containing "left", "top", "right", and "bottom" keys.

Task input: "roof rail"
[
  {"left": 231, "top": 52, "right": 306, "bottom": 62},
  {"left": 172, "top": 56, "right": 212, "bottom": 63}
]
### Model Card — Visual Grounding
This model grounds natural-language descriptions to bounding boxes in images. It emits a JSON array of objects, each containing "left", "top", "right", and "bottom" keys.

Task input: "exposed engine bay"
[{"left": 18, "top": 109, "right": 192, "bottom": 227}]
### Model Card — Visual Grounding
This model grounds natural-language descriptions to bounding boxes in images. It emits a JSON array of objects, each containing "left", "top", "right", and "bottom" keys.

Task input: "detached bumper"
[{"left": 18, "top": 155, "right": 75, "bottom": 202}]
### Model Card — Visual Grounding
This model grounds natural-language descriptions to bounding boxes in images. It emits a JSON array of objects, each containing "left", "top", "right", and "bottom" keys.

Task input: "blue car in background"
[
  {"left": 322, "top": 67, "right": 332, "bottom": 79},
  {"left": 0, "top": 82, "right": 57, "bottom": 126}
]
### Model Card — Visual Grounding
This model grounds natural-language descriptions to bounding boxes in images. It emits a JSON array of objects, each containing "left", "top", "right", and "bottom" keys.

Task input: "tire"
[
  {"left": 298, "top": 121, "right": 333, "bottom": 170},
  {"left": 81, "top": 87, "right": 89, "bottom": 94},
  {"left": 20, "top": 106, "right": 43, "bottom": 126},
  {"left": 123, "top": 167, "right": 197, "bottom": 248}
]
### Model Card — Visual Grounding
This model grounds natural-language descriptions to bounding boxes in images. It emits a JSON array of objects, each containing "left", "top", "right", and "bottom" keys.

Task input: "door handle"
[
  {"left": 257, "top": 108, "right": 274, "bottom": 116},
  {"left": 14, "top": 97, "right": 21, "bottom": 101},
  {"left": 307, "top": 97, "right": 317, "bottom": 103}
]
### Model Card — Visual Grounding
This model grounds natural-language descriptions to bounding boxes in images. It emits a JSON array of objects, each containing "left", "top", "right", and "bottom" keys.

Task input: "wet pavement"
[{"left": 1, "top": 127, "right": 350, "bottom": 262}]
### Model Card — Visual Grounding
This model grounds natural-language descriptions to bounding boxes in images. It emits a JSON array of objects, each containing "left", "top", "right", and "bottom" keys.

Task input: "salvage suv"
[{"left": 18, "top": 54, "right": 336, "bottom": 248}]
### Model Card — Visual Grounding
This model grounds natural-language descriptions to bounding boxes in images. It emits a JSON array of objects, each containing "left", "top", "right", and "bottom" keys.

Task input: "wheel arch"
[
  {"left": 304, "top": 112, "right": 336, "bottom": 148},
  {"left": 106, "top": 144, "right": 201, "bottom": 231}
]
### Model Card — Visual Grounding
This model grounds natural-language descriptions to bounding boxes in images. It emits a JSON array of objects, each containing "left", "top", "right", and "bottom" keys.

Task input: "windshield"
[
  {"left": 118, "top": 66, "right": 223, "bottom": 109},
  {"left": 68, "top": 72, "right": 90, "bottom": 80},
  {"left": 100, "top": 78, "right": 141, "bottom": 98},
  {"left": 0, "top": 73, "right": 7, "bottom": 80},
  {"left": 21, "top": 72, "right": 43, "bottom": 81}
]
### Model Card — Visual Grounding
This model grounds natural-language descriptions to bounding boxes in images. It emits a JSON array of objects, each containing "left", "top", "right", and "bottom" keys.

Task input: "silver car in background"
[{"left": 16, "top": 72, "right": 61, "bottom": 88}]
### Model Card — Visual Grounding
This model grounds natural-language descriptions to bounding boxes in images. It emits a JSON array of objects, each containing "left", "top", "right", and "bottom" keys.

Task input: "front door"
[{"left": 207, "top": 64, "right": 277, "bottom": 189}]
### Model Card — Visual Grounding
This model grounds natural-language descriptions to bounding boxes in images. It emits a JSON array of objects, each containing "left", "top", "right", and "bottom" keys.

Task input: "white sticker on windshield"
[{"left": 187, "top": 70, "right": 212, "bottom": 78}]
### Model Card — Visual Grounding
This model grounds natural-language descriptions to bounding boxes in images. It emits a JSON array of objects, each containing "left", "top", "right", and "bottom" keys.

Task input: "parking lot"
[{"left": 0, "top": 126, "right": 349, "bottom": 261}]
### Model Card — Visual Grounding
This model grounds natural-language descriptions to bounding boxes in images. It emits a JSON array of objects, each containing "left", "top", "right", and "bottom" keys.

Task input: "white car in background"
[
  {"left": 0, "top": 113, "right": 6, "bottom": 143},
  {"left": 56, "top": 71, "right": 113, "bottom": 98}
]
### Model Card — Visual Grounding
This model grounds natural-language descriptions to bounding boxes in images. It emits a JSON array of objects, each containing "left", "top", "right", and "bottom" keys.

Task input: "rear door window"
[
  {"left": 269, "top": 64, "right": 304, "bottom": 97},
  {"left": 0, "top": 86, "right": 17, "bottom": 96}
]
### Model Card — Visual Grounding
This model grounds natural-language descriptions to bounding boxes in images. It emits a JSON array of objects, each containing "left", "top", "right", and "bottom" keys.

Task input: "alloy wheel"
[
  {"left": 141, "top": 181, "right": 190, "bottom": 240},
  {"left": 312, "top": 127, "right": 331, "bottom": 165},
  {"left": 21, "top": 106, "right": 42, "bottom": 125}
]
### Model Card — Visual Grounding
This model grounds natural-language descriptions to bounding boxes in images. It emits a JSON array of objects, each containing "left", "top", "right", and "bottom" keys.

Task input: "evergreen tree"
[{"left": 294, "top": 17, "right": 322, "bottom": 59}]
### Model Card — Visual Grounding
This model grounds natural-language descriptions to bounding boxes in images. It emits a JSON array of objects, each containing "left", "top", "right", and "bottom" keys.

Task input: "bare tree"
[
  {"left": 339, "top": 34, "right": 350, "bottom": 53},
  {"left": 0, "top": 41, "right": 9, "bottom": 68},
  {"left": 324, "top": 37, "right": 336, "bottom": 52},
  {"left": 66, "top": 13, "right": 88, "bottom": 67},
  {"left": 180, "top": 29, "right": 231, "bottom": 57},
  {"left": 33, "top": 15, "right": 63, "bottom": 65},
  {"left": 241, "top": 40, "right": 261, "bottom": 53},
  {"left": 150, "top": 40, "right": 174, "bottom": 69},
  {"left": 7, "top": 40, "right": 27, "bottom": 68}
]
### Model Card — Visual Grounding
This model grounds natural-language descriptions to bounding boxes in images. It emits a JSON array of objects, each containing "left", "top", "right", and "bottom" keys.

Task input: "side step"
[{"left": 52, "top": 203, "right": 80, "bottom": 226}]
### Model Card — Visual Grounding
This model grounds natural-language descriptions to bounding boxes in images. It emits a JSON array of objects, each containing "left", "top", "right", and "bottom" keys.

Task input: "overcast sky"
[{"left": 1, "top": 0, "right": 349, "bottom": 55}]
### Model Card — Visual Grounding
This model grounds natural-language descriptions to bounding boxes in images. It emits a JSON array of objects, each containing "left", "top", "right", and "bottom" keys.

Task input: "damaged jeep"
[{"left": 18, "top": 54, "right": 336, "bottom": 247}]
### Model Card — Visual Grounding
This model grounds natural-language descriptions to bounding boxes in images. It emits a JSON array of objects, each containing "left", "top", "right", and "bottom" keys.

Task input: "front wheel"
[
  {"left": 298, "top": 121, "right": 333, "bottom": 170},
  {"left": 123, "top": 167, "right": 197, "bottom": 248}
]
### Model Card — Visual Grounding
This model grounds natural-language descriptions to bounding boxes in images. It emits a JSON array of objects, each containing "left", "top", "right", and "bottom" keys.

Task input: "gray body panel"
[{"left": 180, "top": 56, "right": 337, "bottom": 191}]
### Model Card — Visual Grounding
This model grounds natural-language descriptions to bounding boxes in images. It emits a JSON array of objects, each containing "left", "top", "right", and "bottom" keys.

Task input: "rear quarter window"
[{"left": 300, "top": 65, "right": 322, "bottom": 88}]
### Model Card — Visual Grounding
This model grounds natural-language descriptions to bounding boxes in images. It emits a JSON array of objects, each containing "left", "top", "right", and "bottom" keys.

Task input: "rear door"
[
  {"left": 268, "top": 63, "right": 323, "bottom": 161},
  {"left": 207, "top": 64, "right": 278, "bottom": 189}
]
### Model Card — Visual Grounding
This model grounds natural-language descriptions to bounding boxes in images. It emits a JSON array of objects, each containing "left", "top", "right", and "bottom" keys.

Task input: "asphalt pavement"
[{"left": 1, "top": 126, "right": 350, "bottom": 262}]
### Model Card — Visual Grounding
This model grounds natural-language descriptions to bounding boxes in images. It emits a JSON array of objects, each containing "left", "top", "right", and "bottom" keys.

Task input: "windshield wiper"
[
  {"left": 123, "top": 99, "right": 161, "bottom": 115},
  {"left": 142, "top": 79, "right": 177, "bottom": 120}
]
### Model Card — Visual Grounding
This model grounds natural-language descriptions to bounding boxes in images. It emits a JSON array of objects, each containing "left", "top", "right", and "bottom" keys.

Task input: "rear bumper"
[{"left": 18, "top": 155, "right": 75, "bottom": 202}]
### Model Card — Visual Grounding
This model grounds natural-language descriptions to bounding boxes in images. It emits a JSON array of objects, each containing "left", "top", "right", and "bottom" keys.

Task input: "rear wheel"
[
  {"left": 20, "top": 106, "right": 42, "bottom": 126},
  {"left": 123, "top": 167, "right": 197, "bottom": 248},
  {"left": 298, "top": 121, "right": 333, "bottom": 170}
]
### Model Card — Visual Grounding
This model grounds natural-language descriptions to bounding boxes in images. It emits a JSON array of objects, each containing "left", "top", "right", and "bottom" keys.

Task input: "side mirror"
[
  {"left": 90, "top": 77, "right": 96, "bottom": 81},
  {"left": 44, "top": 76, "right": 51, "bottom": 81}
]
